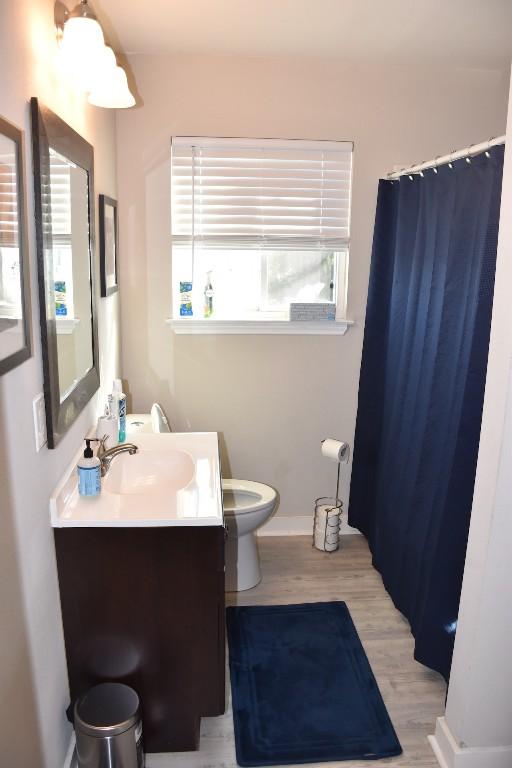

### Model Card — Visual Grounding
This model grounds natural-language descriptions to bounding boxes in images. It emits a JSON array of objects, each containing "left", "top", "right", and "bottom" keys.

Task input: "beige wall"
[
  {"left": 0, "top": 408, "right": 42, "bottom": 766},
  {"left": 0, "top": 1, "right": 119, "bottom": 765},
  {"left": 116, "top": 54, "right": 509, "bottom": 518}
]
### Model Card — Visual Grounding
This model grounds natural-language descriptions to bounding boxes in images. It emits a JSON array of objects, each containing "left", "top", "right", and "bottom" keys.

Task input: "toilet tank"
[
  {"left": 126, "top": 404, "right": 171, "bottom": 435},
  {"left": 125, "top": 413, "right": 153, "bottom": 434}
]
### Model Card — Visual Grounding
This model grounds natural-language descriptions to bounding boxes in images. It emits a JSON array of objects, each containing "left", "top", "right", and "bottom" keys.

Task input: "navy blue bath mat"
[{"left": 226, "top": 602, "right": 402, "bottom": 766}]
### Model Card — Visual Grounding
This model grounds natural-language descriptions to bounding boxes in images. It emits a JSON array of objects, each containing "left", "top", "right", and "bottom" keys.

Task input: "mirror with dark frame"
[
  {"left": 0, "top": 116, "right": 31, "bottom": 376},
  {"left": 31, "top": 98, "right": 99, "bottom": 448}
]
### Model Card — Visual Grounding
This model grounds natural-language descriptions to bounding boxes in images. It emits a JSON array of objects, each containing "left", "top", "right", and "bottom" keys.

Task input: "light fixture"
[
  {"left": 83, "top": 45, "right": 117, "bottom": 94},
  {"left": 89, "top": 65, "right": 136, "bottom": 109},
  {"left": 58, "top": 0, "right": 136, "bottom": 108},
  {"left": 61, "top": 1, "right": 104, "bottom": 63}
]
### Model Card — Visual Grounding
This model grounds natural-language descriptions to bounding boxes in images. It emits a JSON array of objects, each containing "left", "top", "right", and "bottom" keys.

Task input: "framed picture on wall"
[
  {"left": 0, "top": 115, "right": 31, "bottom": 375},
  {"left": 99, "top": 194, "right": 118, "bottom": 297}
]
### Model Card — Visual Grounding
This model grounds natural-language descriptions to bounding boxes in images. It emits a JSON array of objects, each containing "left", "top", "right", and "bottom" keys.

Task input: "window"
[
  {"left": 0, "top": 147, "right": 21, "bottom": 321},
  {"left": 171, "top": 137, "right": 352, "bottom": 324},
  {"left": 49, "top": 149, "right": 75, "bottom": 320}
]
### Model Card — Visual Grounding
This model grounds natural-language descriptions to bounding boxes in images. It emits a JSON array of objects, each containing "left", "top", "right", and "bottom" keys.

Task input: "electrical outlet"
[{"left": 32, "top": 393, "right": 47, "bottom": 452}]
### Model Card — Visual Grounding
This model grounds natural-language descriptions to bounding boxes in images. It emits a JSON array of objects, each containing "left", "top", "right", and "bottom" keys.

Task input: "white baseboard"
[
  {"left": 429, "top": 717, "right": 512, "bottom": 768},
  {"left": 258, "top": 514, "right": 360, "bottom": 537},
  {"left": 63, "top": 733, "right": 77, "bottom": 768}
]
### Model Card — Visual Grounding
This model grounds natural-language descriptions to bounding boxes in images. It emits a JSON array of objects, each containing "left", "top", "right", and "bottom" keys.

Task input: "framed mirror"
[
  {"left": 99, "top": 194, "right": 118, "bottom": 297},
  {"left": 31, "top": 98, "right": 99, "bottom": 448},
  {"left": 0, "top": 116, "right": 31, "bottom": 375}
]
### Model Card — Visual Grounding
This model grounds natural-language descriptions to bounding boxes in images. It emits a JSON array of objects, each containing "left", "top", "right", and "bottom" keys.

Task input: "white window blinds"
[
  {"left": 171, "top": 137, "right": 353, "bottom": 251},
  {"left": 48, "top": 150, "right": 72, "bottom": 240},
  {"left": 0, "top": 150, "right": 18, "bottom": 248}
]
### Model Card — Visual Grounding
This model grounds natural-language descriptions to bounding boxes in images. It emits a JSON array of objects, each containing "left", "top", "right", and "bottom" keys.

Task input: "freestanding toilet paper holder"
[
  {"left": 313, "top": 439, "right": 350, "bottom": 552},
  {"left": 313, "top": 460, "right": 343, "bottom": 552},
  {"left": 313, "top": 495, "right": 343, "bottom": 552}
]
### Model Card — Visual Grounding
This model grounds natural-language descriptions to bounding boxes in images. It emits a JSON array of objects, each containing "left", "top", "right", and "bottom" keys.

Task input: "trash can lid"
[{"left": 74, "top": 683, "right": 140, "bottom": 738}]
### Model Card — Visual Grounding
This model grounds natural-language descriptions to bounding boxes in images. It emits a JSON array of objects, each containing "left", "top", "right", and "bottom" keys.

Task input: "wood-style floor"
[{"left": 147, "top": 535, "right": 446, "bottom": 768}]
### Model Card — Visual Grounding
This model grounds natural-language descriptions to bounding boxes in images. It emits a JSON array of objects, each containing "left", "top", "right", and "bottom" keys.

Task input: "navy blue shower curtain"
[{"left": 348, "top": 146, "right": 504, "bottom": 681}]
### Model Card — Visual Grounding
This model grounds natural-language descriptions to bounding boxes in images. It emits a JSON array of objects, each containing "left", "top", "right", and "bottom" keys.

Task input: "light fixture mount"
[
  {"left": 69, "top": 0, "right": 98, "bottom": 21},
  {"left": 54, "top": 1, "right": 69, "bottom": 33}
]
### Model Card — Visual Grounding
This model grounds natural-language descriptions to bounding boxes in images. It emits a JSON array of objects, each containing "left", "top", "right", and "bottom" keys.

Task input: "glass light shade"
[
  {"left": 82, "top": 45, "right": 117, "bottom": 93},
  {"left": 61, "top": 16, "right": 104, "bottom": 53},
  {"left": 60, "top": 17, "right": 105, "bottom": 92},
  {"left": 88, "top": 66, "right": 135, "bottom": 109}
]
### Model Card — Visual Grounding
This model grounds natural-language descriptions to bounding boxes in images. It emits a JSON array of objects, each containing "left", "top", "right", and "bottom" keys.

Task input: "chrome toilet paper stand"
[{"left": 313, "top": 461, "right": 343, "bottom": 551}]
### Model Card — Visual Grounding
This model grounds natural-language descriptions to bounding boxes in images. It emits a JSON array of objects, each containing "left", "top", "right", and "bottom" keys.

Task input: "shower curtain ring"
[
  {"left": 485, "top": 137, "right": 495, "bottom": 158},
  {"left": 433, "top": 156, "right": 441, "bottom": 174},
  {"left": 448, "top": 150, "right": 456, "bottom": 169},
  {"left": 466, "top": 144, "right": 476, "bottom": 164},
  {"left": 409, "top": 162, "right": 422, "bottom": 180}
]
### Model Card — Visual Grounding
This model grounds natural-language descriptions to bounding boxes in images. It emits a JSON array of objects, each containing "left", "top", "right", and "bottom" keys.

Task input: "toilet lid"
[{"left": 222, "top": 479, "right": 276, "bottom": 515}]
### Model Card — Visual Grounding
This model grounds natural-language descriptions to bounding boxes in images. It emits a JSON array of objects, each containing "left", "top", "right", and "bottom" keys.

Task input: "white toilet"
[
  {"left": 126, "top": 406, "right": 278, "bottom": 592},
  {"left": 222, "top": 479, "right": 277, "bottom": 591}
]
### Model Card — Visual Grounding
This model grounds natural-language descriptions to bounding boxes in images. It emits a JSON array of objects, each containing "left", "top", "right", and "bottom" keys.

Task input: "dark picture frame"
[
  {"left": 0, "top": 115, "right": 31, "bottom": 376},
  {"left": 31, "top": 97, "right": 100, "bottom": 448},
  {"left": 99, "top": 194, "right": 118, "bottom": 297}
]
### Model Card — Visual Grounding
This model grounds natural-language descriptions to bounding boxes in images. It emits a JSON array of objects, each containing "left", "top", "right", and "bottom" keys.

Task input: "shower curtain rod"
[{"left": 387, "top": 135, "right": 505, "bottom": 180}]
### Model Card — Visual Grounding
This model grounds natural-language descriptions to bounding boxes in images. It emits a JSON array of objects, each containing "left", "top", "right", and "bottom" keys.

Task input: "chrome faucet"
[{"left": 97, "top": 436, "right": 138, "bottom": 477}]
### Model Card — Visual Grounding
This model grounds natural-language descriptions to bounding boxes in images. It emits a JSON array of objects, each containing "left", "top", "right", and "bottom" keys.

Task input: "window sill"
[
  {"left": 166, "top": 318, "right": 353, "bottom": 335},
  {"left": 56, "top": 318, "right": 80, "bottom": 335}
]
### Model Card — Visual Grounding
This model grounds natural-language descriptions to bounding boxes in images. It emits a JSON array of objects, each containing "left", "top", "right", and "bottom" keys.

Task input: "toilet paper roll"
[
  {"left": 314, "top": 532, "right": 339, "bottom": 552},
  {"left": 315, "top": 518, "right": 339, "bottom": 528},
  {"left": 321, "top": 438, "right": 350, "bottom": 464},
  {"left": 314, "top": 508, "right": 341, "bottom": 551},
  {"left": 315, "top": 519, "right": 340, "bottom": 531},
  {"left": 315, "top": 531, "right": 340, "bottom": 544},
  {"left": 315, "top": 523, "right": 340, "bottom": 536},
  {"left": 315, "top": 510, "right": 341, "bottom": 536},
  {"left": 96, "top": 415, "right": 118, "bottom": 449},
  {"left": 316, "top": 503, "right": 341, "bottom": 520}
]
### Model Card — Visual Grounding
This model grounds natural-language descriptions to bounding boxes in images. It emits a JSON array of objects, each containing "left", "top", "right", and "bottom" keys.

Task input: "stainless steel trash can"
[{"left": 74, "top": 683, "right": 144, "bottom": 768}]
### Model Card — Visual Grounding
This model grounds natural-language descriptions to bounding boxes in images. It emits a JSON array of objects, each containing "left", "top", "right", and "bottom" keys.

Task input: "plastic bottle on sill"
[{"left": 204, "top": 271, "right": 213, "bottom": 318}]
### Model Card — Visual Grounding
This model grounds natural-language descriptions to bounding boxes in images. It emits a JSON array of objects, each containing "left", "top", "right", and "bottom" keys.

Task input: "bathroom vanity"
[{"left": 51, "top": 432, "right": 225, "bottom": 753}]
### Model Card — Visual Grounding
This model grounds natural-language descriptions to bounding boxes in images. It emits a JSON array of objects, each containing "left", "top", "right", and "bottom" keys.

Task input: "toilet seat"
[{"left": 222, "top": 479, "right": 276, "bottom": 515}]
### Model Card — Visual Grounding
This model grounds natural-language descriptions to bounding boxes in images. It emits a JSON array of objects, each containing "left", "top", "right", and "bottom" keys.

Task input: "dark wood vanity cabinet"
[{"left": 54, "top": 525, "right": 225, "bottom": 753}]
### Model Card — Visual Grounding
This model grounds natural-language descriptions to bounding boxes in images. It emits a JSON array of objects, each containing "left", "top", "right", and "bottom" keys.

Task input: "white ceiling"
[{"left": 94, "top": 0, "right": 512, "bottom": 68}]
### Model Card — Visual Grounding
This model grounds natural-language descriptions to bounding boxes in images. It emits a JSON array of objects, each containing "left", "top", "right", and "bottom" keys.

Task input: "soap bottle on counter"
[
  {"left": 77, "top": 439, "right": 101, "bottom": 497},
  {"left": 112, "top": 379, "right": 127, "bottom": 443},
  {"left": 204, "top": 271, "right": 213, "bottom": 318}
]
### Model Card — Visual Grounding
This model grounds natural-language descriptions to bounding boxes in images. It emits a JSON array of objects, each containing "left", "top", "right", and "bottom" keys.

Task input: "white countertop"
[{"left": 50, "top": 432, "right": 224, "bottom": 528}]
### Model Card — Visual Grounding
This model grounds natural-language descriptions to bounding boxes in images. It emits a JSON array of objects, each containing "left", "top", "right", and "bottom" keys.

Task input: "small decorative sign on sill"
[{"left": 289, "top": 302, "right": 336, "bottom": 321}]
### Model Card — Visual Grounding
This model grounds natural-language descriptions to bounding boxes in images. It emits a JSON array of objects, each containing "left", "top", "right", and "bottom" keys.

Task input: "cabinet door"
[{"left": 54, "top": 525, "right": 225, "bottom": 752}]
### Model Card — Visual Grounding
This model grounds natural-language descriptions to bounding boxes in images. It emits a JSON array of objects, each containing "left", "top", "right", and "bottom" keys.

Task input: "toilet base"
[{"left": 225, "top": 532, "right": 261, "bottom": 592}]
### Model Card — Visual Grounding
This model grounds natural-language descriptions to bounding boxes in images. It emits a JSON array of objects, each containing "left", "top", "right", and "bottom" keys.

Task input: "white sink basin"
[
  {"left": 103, "top": 449, "right": 195, "bottom": 496},
  {"left": 50, "top": 432, "right": 223, "bottom": 528}
]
